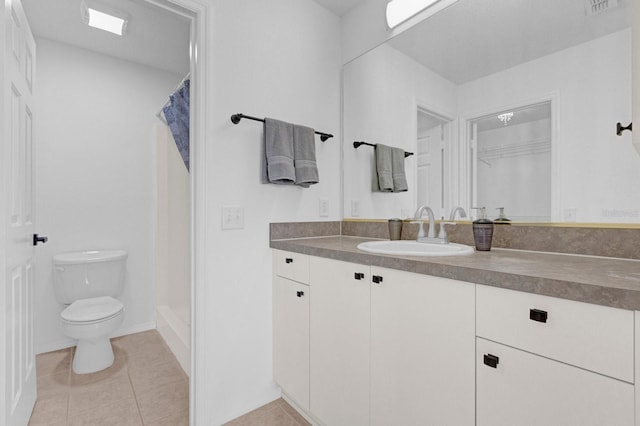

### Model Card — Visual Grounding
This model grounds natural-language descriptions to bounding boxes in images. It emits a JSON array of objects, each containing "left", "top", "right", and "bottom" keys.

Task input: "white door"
[{"left": 1, "top": 0, "right": 38, "bottom": 424}]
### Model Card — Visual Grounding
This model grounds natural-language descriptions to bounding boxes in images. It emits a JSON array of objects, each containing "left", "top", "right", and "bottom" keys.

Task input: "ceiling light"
[
  {"left": 386, "top": 0, "right": 452, "bottom": 29},
  {"left": 498, "top": 112, "right": 514, "bottom": 126},
  {"left": 81, "top": 1, "right": 129, "bottom": 36}
]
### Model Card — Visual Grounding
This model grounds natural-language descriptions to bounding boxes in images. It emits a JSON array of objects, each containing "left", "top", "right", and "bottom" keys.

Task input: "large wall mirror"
[{"left": 343, "top": 0, "right": 638, "bottom": 223}]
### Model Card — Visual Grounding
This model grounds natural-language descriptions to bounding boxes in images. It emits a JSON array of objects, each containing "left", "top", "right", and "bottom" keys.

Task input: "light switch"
[{"left": 222, "top": 205, "right": 244, "bottom": 230}]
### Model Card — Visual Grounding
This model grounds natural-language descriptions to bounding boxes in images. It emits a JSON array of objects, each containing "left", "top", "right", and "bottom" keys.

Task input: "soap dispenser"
[
  {"left": 495, "top": 207, "right": 511, "bottom": 223},
  {"left": 472, "top": 207, "right": 494, "bottom": 251}
]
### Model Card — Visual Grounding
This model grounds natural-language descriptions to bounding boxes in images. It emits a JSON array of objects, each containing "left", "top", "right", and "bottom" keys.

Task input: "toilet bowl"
[
  {"left": 53, "top": 250, "right": 128, "bottom": 374},
  {"left": 60, "top": 296, "right": 124, "bottom": 374}
]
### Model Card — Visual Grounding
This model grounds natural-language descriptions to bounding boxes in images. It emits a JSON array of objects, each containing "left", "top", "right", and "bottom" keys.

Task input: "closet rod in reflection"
[
  {"left": 353, "top": 141, "right": 414, "bottom": 158},
  {"left": 230, "top": 113, "right": 334, "bottom": 142}
]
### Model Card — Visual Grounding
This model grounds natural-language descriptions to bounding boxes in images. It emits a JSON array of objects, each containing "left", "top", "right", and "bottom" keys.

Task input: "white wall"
[
  {"left": 458, "top": 29, "right": 638, "bottom": 222},
  {"left": 198, "top": 0, "right": 342, "bottom": 423},
  {"left": 34, "top": 38, "right": 183, "bottom": 353},
  {"left": 343, "top": 43, "right": 457, "bottom": 219}
]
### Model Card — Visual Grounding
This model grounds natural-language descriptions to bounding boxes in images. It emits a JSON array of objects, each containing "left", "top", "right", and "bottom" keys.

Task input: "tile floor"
[
  {"left": 224, "top": 398, "right": 311, "bottom": 426},
  {"left": 29, "top": 330, "right": 189, "bottom": 426}
]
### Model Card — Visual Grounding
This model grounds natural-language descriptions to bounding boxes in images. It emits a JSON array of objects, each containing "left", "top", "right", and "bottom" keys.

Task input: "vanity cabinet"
[
  {"left": 273, "top": 249, "right": 638, "bottom": 425},
  {"left": 309, "top": 256, "right": 370, "bottom": 426},
  {"left": 476, "top": 285, "right": 635, "bottom": 426},
  {"left": 272, "top": 250, "right": 310, "bottom": 411},
  {"left": 370, "top": 266, "right": 475, "bottom": 426},
  {"left": 308, "top": 257, "right": 475, "bottom": 426}
]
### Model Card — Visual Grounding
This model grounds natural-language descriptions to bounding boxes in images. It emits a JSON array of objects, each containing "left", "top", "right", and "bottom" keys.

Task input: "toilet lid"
[{"left": 61, "top": 296, "right": 123, "bottom": 322}]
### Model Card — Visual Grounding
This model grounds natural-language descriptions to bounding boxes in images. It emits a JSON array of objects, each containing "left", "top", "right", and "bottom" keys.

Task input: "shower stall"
[{"left": 155, "top": 78, "right": 191, "bottom": 373}]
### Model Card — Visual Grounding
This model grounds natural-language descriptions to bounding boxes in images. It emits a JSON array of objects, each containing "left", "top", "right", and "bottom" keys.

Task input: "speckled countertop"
[{"left": 270, "top": 235, "right": 640, "bottom": 311}]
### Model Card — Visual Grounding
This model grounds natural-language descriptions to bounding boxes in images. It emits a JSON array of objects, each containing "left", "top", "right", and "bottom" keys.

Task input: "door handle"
[
  {"left": 483, "top": 354, "right": 499, "bottom": 368},
  {"left": 33, "top": 234, "right": 48, "bottom": 246},
  {"left": 529, "top": 309, "right": 548, "bottom": 323}
]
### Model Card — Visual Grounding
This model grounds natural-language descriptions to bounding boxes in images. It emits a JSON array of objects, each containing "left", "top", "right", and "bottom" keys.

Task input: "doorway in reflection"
[
  {"left": 469, "top": 101, "right": 552, "bottom": 221},
  {"left": 417, "top": 107, "right": 454, "bottom": 219}
]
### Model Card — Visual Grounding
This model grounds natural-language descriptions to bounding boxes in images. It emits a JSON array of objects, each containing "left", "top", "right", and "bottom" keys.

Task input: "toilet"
[{"left": 53, "top": 250, "right": 127, "bottom": 374}]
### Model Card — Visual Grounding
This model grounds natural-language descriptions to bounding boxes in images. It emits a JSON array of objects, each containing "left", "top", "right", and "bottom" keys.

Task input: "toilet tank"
[{"left": 53, "top": 250, "right": 128, "bottom": 304}]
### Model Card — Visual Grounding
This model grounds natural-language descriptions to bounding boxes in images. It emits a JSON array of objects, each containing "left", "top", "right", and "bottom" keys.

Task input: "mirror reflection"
[{"left": 343, "top": 0, "right": 639, "bottom": 223}]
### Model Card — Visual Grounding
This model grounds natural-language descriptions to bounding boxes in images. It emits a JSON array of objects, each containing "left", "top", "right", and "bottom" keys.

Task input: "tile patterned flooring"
[
  {"left": 224, "top": 398, "right": 311, "bottom": 426},
  {"left": 29, "top": 330, "right": 189, "bottom": 426}
]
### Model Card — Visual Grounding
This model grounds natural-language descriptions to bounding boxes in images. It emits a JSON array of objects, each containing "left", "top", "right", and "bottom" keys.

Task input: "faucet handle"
[
  {"left": 410, "top": 220, "right": 426, "bottom": 238},
  {"left": 438, "top": 221, "right": 456, "bottom": 242}
]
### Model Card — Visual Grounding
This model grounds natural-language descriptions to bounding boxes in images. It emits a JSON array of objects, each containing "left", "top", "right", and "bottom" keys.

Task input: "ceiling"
[
  {"left": 388, "top": 0, "right": 632, "bottom": 84},
  {"left": 313, "top": 0, "right": 365, "bottom": 16},
  {"left": 22, "top": 0, "right": 191, "bottom": 76}
]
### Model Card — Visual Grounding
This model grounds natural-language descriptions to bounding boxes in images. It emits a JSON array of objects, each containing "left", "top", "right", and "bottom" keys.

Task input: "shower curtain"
[{"left": 162, "top": 79, "right": 190, "bottom": 171}]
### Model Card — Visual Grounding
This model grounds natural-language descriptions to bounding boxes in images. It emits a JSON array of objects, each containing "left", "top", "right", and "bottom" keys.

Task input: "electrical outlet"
[
  {"left": 351, "top": 200, "right": 360, "bottom": 217},
  {"left": 564, "top": 208, "right": 577, "bottom": 222},
  {"left": 319, "top": 198, "right": 329, "bottom": 217},
  {"left": 222, "top": 205, "right": 244, "bottom": 230}
]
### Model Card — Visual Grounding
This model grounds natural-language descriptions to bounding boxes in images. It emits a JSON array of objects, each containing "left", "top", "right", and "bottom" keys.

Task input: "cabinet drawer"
[
  {"left": 477, "top": 338, "right": 634, "bottom": 426},
  {"left": 273, "top": 250, "right": 310, "bottom": 283},
  {"left": 476, "top": 285, "right": 634, "bottom": 382}
]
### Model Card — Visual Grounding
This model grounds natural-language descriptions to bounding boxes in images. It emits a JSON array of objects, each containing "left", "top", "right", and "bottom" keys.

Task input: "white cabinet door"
[
  {"left": 477, "top": 338, "right": 634, "bottom": 426},
  {"left": 309, "top": 257, "right": 370, "bottom": 426},
  {"left": 273, "top": 276, "right": 310, "bottom": 411},
  {"left": 370, "top": 267, "right": 475, "bottom": 426}
]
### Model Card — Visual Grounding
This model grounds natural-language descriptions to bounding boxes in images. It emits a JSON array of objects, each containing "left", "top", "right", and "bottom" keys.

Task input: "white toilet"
[{"left": 53, "top": 250, "right": 127, "bottom": 374}]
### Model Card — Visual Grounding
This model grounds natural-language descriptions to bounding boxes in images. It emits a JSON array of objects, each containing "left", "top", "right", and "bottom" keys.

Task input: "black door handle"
[
  {"left": 483, "top": 354, "right": 499, "bottom": 368},
  {"left": 372, "top": 275, "right": 383, "bottom": 284},
  {"left": 354, "top": 272, "right": 365, "bottom": 280},
  {"left": 530, "top": 309, "right": 548, "bottom": 323},
  {"left": 33, "top": 234, "right": 48, "bottom": 246},
  {"left": 285, "top": 258, "right": 293, "bottom": 264},
  {"left": 296, "top": 291, "right": 304, "bottom": 298}
]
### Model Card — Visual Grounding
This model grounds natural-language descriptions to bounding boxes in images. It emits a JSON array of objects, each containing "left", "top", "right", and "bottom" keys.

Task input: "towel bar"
[
  {"left": 353, "top": 141, "right": 414, "bottom": 158},
  {"left": 231, "top": 113, "right": 333, "bottom": 142}
]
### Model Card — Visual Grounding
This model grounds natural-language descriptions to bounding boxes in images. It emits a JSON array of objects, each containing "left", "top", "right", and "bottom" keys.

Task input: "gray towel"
[
  {"left": 263, "top": 118, "right": 295, "bottom": 184},
  {"left": 375, "top": 144, "right": 394, "bottom": 192},
  {"left": 293, "top": 124, "right": 319, "bottom": 187},
  {"left": 392, "top": 147, "right": 408, "bottom": 192}
]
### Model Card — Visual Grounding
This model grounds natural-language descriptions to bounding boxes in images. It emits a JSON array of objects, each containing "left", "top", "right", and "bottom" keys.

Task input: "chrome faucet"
[
  {"left": 413, "top": 205, "right": 456, "bottom": 244},
  {"left": 413, "top": 205, "right": 436, "bottom": 240},
  {"left": 449, "top": 206, "right": 467, "bottom": 220}
]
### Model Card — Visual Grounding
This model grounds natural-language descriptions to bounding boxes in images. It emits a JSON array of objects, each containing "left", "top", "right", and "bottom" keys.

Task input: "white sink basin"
[{"left": 357, "top": 240, "right": 474, "bottom": 257}]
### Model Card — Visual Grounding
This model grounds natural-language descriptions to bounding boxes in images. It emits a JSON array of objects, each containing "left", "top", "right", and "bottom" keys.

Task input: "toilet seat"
[{"left": 61, "top": 296, "right": 123, "bottom": 324}]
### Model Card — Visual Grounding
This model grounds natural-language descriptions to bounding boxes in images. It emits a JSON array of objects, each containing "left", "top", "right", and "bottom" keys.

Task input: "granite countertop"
[{"left": 270, "top": 235, "right": 640, "bottom": 311}]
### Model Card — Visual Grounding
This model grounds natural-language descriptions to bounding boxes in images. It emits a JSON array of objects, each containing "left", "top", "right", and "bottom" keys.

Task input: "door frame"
[
  {"left": 460, "top": 92, "right": 559, "bottom": 221},
  {"left": 412, "top": 97, "right": 457, "bottom": 217},
  {"left": 146, "top": 0, "right": 209, "bottom": 424}
]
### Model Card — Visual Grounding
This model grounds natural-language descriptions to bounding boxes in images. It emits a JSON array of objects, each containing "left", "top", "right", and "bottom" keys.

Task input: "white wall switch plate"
[
  {"left": 222, "top": 205, "right": 244, "bottom": 230},
  {"left": 351, "top": 200, "right": 360, "bottom": 217},
  {"left": 319, "top": 198, "right": 329, "bottom": 217}
]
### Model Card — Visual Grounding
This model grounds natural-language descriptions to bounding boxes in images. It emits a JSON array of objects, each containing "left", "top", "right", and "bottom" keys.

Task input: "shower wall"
[{"left": 155, "top": 123, "right": 190, "bottom": 374}]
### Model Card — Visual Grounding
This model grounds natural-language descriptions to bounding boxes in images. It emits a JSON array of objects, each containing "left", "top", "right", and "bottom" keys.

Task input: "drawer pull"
[
  {"left": 354, "top": 272, "right": 365, "bottom": 280},
  {"left": 530, "top": 309, "right": 548, "bottom": 323},
  {"left": 296, "top": 291, "right": 304, "bottom": 298},
  {"left": 285, "top": 258, "right": 293, "bottom": 264},
  {"left": 372, "top": 275, "right": 383, "bottom": 284},
  {"left": 483, "top": 354, "right": 500, "bottom": 368}
]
